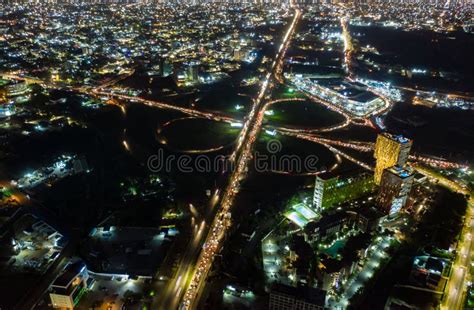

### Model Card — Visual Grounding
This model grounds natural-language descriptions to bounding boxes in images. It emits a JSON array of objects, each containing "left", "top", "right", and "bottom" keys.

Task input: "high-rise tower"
[
  {"left": 373, "top": 133, "right": 412, "bottom": 185},
  {"left": 377, "top": 166, "right": 414, "bottom": 215}
]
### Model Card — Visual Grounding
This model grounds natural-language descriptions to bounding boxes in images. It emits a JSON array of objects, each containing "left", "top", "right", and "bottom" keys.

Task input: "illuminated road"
[
  {"left": 3, "top": 17, "right": 471, "bottom": 310},
  {"left": 277, "top": 129, "right": 468, "bottom": 173},
  {"left": 153, "top": 220, "right": 207, "bottom": 310},
  {"left": 410, "top": 155, "right": 468, "bottom": 171},
  {"left": 1, "top": 71, "right": 237, "bottom": 127},
  {"left": 341, "top": 16, "right": 354, "bottom": 77},
  {"left": 3, "top": 70, "right": 467, "bottom": 174},
  {"left": 275, "top": 128, "right": 375, "bottom": 170},
  {"left": 414, "top": 164, "right": 472, "bottom": 310},
  {"left": 180, "top": 9, "right": 301, "bottom": 309},
  {"left": 300, "top": 91, "right": 352, "bottom": 127},
  {"left": 442, "top": 197, "right": 474, "bottom": 310},
  {"left": 96, "top": 67, "right": 135, "bottom": 89},
  {"left": 92, "top": 89, "right": 237, "bottom": 125},
  {"left": 413, "top": 164, "right": 470, "bottom": 195},
  {"left": 395, "top": 84, "right": 474, "bottom": 101},
  {"left": 331, "top": 236, "right": 394, "bottom": 309},
  {"left": 261, "top": 97, "right": 351, "bottom": 134},
  {"left": 322, "top": 143, "right": 374, "bottom": 171},
  {"left": 278, "top": 129, "right": 374, "bottom": 152},
  {"left": 280, "top": 131, "right": 468, "bottom": 171},
  {"left": 4, "top": 69, "right": 466, "bottom": 174},
  {"left": 0, "top": 72, "right": 45, "bottom": 85},
  {"left": 158, "top": 117, "right": 229, "bottom": 154}
]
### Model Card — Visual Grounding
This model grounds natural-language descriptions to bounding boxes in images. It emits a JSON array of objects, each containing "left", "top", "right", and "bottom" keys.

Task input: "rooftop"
[
  {"left": 284, "top": 203, "right": 318, "bottom": 228},
  {"left": 53, "top": 261, "right": 86, "bottom": 289},
  {"left": 271, "top": 283, "right": 326, "bottom": 306},
  {"left": 387, "top": 165, "right": 414, "bottom": 179},
  {"left": 382, "top": 132, "right": 412, "bottom": 145}
]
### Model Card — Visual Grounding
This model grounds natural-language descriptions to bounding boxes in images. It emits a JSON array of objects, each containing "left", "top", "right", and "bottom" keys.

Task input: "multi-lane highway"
[
  {"left": 341, "top": 16, "right": 354, "bottom": 77},
  {"left": 152, "top": 218, "right": 207, "bottom": 310},
  {"left": 93, "top": 89, "right": 237, "bottom": 124},
  {"left": 179, "top": 9, "right": 301, "bottom": 309},
  {"left": 442, "top": 197, "right": 474, "bottom": 310},
  {"left": 414, "top": 165, "right": 470, "bottom": 195}
]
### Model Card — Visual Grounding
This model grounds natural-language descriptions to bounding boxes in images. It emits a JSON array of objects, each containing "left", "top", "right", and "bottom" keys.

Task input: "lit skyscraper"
[
  {"left": 313, "top": 175, "right": 326, "bottom": 213},
  {"left": 377, "top": 166, "right": 414, "bottom": 215},
  {"left": 373, "top": 132, "right": 412, "bottom": 185},
  {"left": 312, "top": 174, "right": 341, "bottom": 213},
  {"left": 185, "top": 62, "right": 199, "bottom": 83}
]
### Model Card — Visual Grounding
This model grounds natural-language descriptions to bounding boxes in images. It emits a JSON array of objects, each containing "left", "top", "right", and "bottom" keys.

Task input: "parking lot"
[{"left": 77, "top": 277, "right": 149, "bottom": 310}]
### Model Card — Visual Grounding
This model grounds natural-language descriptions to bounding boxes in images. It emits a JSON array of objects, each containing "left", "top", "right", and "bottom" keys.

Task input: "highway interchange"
[{"left": 1, "top": 6, "right": 471, "bottom": 309}]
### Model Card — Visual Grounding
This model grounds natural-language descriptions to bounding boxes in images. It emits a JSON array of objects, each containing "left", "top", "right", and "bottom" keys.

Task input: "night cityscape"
[{"left": 0, "top": 1, "right": 473, "bottom": 310}]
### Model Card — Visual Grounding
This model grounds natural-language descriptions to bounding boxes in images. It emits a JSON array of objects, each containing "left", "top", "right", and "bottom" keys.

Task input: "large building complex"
[
  {"left": 313, "top": 172, "right": 374, "bottom": 213},
  {"left": 373, "top": 133, "right": 412, "bottom": 185},
  {"left": 5, "top": 81, "right": 30, "bottom": 97},
  {"left": 289, "top": 75, "right": 387, "bottom": 117}
]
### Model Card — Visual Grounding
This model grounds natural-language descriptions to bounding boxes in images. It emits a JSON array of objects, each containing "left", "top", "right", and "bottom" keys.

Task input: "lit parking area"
[
  {"left": 222, "top": 284, "right": 256, "bottom": 308},
  {"left": 14, "top": 154, "right": 86, "bottom": 190},
  {"left": 77, "top": 277, "right": 149, "bottom": 310},
  {"left": 5, "top": 214, "right": 66, "bottom": 274}
]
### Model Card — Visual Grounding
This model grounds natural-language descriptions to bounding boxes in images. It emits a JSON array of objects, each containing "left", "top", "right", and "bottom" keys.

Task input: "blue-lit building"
[
  {"left": 377, "top": 166, "right": 414, "bottom": 215},
  {"left": 0, "top": 104, "right": 14, "bottom": 118}
]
